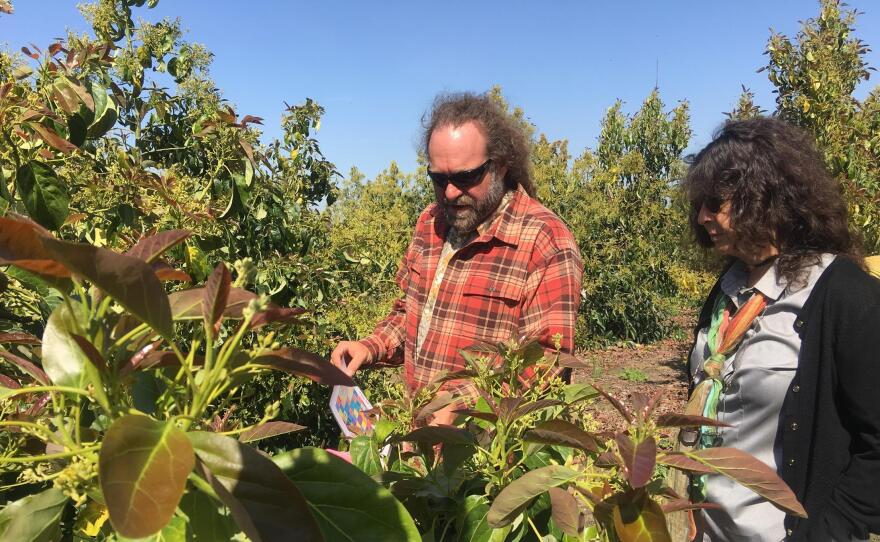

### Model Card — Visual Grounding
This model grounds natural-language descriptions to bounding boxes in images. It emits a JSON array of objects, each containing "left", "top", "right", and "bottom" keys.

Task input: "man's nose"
[{"left": 445, "top": 182, "right": 463, "bottom": 201}]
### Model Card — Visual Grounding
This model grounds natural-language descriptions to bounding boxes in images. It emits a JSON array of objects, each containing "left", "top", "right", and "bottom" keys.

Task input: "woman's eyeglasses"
[{"left": 427, "top": 159, "right": 492, "bottom": 190}]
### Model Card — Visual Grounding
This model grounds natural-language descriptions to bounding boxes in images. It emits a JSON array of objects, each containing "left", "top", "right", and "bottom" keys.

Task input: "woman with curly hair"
[{"left": 682, "top": 117, "right": 880, "bottom": 541}]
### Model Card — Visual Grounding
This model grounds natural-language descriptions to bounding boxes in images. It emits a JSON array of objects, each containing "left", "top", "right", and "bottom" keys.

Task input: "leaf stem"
[{"left": 0, "top": 444, "right": 100, "bottom": 464}]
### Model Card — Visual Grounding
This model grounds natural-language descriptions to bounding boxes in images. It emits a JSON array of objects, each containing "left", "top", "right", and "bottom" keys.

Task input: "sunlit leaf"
[
  {"left": 455, "top": 494, "right": 493, "bottom": 542},
  {"left": 524, "top": 419, "right": 603, "bottom": 453},
  {"left": 275, "top": 447, "right": 421, "bottom": 542},
  {"left": 251, "top": 348, "right": 354, "bottom": 386},
  {"left": 682, "top": 447, "right": 807, "bottom": 517},
  {"left": 0, "top": 216, "right": 70, "bottom": 278},
  {"left": 656, "top": 452, "right": 714, "bottom": 474},
  {"left": 41, "top": 238, "right": 174, "bottom": 339},
  {"left": 616, "top": 434, "right": 656, "bottom": 488},
  {"left": 168, "top": 287, "right": 256, "bottom": 320},
  {"left": 660, "top": 499, "right": 721, "bottom": 514},
  {"left": 178, "top": 489, "right": 238, "bottom": 541},
  {"left": 0, "top": 487, "right": 67, "bottom": 542},
  {"left": 70, "top": 334, "right": 107, "bottom": 372},
  {"left": 188, "top": 431, "right": 322, "bottom": 542},
  {"left": 349, "top": 434, "right": 381, "bottom": 476},
  {"left": 487, "top": 465, "right": 582, "bottom": 528},
  {"left": 612, "top": 495, "right": 671, "bottom": 542},
  {"left": 152, "top": 261, "right": 192, "bottom": 282},
  {"left": 28, "top": 122, "right": 77, "bottom": 154},
  {"left": 99, "top": 415, "right": 195, "bottom": 539},
  {"left": 238, "top": 421, "right": 306, "bottom": 443},
  {"left": 42, "top": 303, "right": 107, "bottom": 407},
  {"left": 594, "top": 384, "right": 633, "bottom": 423},
  {"left": 414, "top": 391, "right": 456, "bottom": 423},
  {"left": 125, "top": 230, "right": 191, "bottom": 263}
]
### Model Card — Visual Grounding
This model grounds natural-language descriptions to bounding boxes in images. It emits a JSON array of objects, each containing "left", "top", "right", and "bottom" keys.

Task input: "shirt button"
[
  {"left": 786, "top": 528, "right": 794, "bottom": 537},
  {"left": 795, "top": 320, "right": 804, "bottom": 329},
  {"left": 792, "top": 384, "right": 800, "bottom": 393},
  {"left": 788, "top": 458, "right": 796, "bottom": 466},
  {"left": 790, "top": 422, "right": 799, "bottom": 431}
]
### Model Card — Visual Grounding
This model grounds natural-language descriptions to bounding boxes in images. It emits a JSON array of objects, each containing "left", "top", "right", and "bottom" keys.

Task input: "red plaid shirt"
[{"left": 358, "top": 188, "right": 583, "bottom": 395}]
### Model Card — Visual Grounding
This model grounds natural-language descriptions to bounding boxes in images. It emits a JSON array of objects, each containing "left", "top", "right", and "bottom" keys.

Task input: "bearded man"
[{"left": 330, "top": 92, "right": 582, "bottom": 422}]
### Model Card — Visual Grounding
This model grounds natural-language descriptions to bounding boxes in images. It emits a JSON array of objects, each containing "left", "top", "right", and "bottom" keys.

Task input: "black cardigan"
[{"left": 689, "top": 257, "right": 880, "bottom": 540}]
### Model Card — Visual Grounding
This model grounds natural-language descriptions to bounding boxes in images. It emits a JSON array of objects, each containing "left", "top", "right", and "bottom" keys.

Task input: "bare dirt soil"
[{"left": 572, "top": 336, "right": 691, "bottom": 437}]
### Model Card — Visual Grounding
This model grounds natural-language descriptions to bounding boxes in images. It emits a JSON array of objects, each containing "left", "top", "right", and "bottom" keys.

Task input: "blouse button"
[
  {"left": 786, "top": 528, "right": 794, "bottom": 537},
  {"left": 792, "top": 385, "right": 800, "bottom": 393},
  {"left": 788, "top": 458, "right": 796, "bottom": 466},
  {"left": 790, "top": 422, "right": 799, "bottom": 431}
]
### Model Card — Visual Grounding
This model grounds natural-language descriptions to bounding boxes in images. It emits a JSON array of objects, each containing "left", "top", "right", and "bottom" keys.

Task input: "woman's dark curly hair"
[
  {"left": 422, "top": 92, "right": 535, "bottom": 198},
  {"left": 685, "top": 117, "right": 862, "bottom": 286}
]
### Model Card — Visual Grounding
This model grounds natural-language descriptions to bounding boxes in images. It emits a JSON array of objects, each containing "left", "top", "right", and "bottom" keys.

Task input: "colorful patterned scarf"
[{"left": 685, "top": 289, "right": 767, "bottom": 501}]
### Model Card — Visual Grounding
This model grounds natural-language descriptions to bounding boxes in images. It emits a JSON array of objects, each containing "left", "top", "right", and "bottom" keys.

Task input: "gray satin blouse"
[{"left": 689, "top": 254, "right": 840, "bottom": 542}]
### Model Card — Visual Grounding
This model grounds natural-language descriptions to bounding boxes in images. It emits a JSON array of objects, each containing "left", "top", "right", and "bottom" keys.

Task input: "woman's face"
[{"left": 697, "top": 197, "right": 737, "bottom": 257}]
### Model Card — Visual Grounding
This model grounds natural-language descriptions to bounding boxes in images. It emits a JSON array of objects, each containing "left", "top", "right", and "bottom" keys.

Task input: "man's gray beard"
[{"left": 442, "top": 174, "right": 507, "bottom": 233}]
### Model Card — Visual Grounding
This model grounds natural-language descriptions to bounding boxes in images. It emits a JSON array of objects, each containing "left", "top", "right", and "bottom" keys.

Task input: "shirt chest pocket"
[{"left": 460, "top": 275, "right": 525, "bottom": 342}]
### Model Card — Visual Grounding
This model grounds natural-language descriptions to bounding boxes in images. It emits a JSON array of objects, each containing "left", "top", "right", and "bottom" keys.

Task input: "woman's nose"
[{"left": 697, "top": 202, "right": 712, "bottom": 224}]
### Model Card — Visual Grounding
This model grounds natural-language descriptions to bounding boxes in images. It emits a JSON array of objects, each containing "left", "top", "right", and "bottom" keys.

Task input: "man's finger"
[{"left": 344, "top": 354, "right": 364, "bottom": 377}]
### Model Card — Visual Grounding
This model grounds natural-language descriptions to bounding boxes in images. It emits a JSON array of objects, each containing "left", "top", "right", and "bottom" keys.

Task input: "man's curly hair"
[
  {"left": 685, "top": 116, "right": 862, "bottom": 286},
  {"left": 422, "top": 92, "right": 535, "bottom": 198}
]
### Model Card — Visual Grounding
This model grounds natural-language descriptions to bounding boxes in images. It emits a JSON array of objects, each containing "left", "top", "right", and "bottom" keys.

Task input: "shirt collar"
[
  {"left": 430, "top": 186, "right": 528, "bottom": 247},
  {"left": 721, "top": 259, "right": 787, "bottom": 301}
]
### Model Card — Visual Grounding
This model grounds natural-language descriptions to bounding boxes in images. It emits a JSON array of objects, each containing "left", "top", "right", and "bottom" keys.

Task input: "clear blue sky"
[{"left": 2, "top": 1, "right": 878, "bottom": 179}]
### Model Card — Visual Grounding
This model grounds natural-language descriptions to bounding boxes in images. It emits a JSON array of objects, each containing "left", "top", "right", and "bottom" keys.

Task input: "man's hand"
[{"left": 329, "top": 341, "right": 373, "bottom": 377}]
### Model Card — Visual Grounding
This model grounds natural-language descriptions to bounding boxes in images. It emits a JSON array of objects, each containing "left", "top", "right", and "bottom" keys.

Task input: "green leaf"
[
  {"left": 0, "top": 487, "right": 67, "bottom": 542},
  {"left": 178, "top": 489, "right": 238, "bottom": 541},
  {"left": 42, "top": 303, "right": 108, "bottom": 408},
  {"left": 40, "top": 238, "right": 174, "bottom": 339},
  {"left": 187, "top": 431, "right": 323, "bottom": 542},
  {"left": 486, "top": 465, "right": 582, "bottom": 528},
  {"left": 15, "top": 162, "right": 69, "bottom": 230},
  {"left": 88, "top": 84, "right": 118, "bottom": 138},
  {"left": 349, "top": 434, "right": 381, "bottom": 476},
  {"left": 275, "top": 447, "right": 421, "bottom": 542},
  {"left": 99, "top": 415, "right": 194, "bottom": 539},
  {"left": 524, "top": 420, "right": 603, "bottom": 453},
  {"left": 682, "top": 447, "right": 807, "bottom": 517},
  {"left": 455, "top": 495, "right": 494, "bottom": 542},
  {"left": 67, "top": 112, "right": 88, "bottom": 147}
]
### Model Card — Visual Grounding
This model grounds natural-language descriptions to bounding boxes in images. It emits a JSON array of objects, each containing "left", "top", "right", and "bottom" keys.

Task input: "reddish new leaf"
[
  {"left": 656, "top": 452, "right": 715, "bottom": 474},
  {"left": 28, "top": 122, "right": 78, "bottom": 154},
  {"left": 683, "top": 447, "right": 807, "bottom": 518},
  {"left": 399, "top": 425, "right": 476, "bottom": 445},
  {"left": 125, "top": 230, "right": 191, "bottom": 263},
  {"left": 656, "top": 413, "right": 731, "bottom": 428},
  {"left": 414, "top": 391, "right": 456, "bottom": 423},
  {"left": 203, "top": 264, "right": 231, "bottom": 336},
  {"left": 0, "top": 332, "right": 41, "bottom": 345},
  {"left": 0, "top": 217, "right": 70, "bottom": 278},
  {"left": 152, "top": 261, "right": 191, "bottom": 282},
  {"left": 557, "top": 352, "right": 589, "bottom": 369},
  {"left": 452, "top": 409, "right": 499, "bottom": 423},
  {"left": 0, "top": 374, "right": 21, "bottom": 389},
  {"left": 616, "top": 434, "right": 656, "bottom": 488},
  {"left": 513, "top": 398, "right": 564, "bottom": 418},
  {"left": 594, "top": 384, "right": 633, "bottom": 423},
  {"left": 524, "top": 419, "right": 603, "bottom": 453},
  {"left": 548, "top": 487, "right": 581, "bottom": 537},
  {"left": 660, "top": 499, "right": 722, "bottom": 514},
  {"left": 70, "top": 334, "right": 108, "bottom": 372},
  {"left": 251, "top": 348, "right": 354, "bottom": 386},
  {"left": 249, "top": 307, "right": 307, "bottom": 329},
  {"left": 238, "top": 421, "right": 306, "bottom": 443},
  {"left": 0, "top": 350, "right": 51, "bottom": 384}
]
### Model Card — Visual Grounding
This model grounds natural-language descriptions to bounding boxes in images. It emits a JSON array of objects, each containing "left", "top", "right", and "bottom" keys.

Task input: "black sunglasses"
[{"left": 427, "top": 159, "right": 492, "bottom": 190}]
